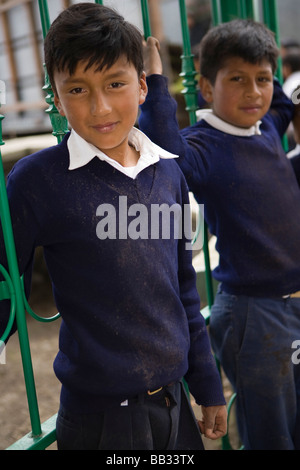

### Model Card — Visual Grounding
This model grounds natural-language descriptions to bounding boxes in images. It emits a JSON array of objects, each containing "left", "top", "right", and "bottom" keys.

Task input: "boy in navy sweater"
[
  {"left": 140, "top": 20, "right": 300, "bottom": 449},
  {"left": 0, "top": 3, "right": 227, "bottom": 450}
]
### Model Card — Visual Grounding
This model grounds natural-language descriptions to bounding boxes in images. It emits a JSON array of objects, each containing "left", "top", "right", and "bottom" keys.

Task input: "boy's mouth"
[
  {"left": 92, "top": 122, "right": 118, "bottom": 133},
  {"left": 240, "top": 106, "right": 261, "bottom": 114}
]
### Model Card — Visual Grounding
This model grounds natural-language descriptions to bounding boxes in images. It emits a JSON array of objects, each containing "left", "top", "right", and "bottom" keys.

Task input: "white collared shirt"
[
  {"left": 196, "top": 109, "right": 262, "bottom": 136},
  {"left": 67, "top": 127, "right": 178, "bottom": 179}
]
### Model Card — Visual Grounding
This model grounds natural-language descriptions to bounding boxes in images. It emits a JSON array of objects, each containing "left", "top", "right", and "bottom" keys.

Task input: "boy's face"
[
  {"left": 200, "top": 57, "right": 274, "bottom": 128},
  {"left": 53, "top": 56, "right": 147, "bottom": 162}
]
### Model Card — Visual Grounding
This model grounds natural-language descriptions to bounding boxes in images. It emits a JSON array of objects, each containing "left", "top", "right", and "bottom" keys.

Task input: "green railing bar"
[
  {"left": 0, "top": 271, "right": 16, "bottom": 344},
  {"left": 244, "top": 0, "right": 260, "bottom": 20},
  {"left": 212, "top": 0, "right": 259, "bottom": 25},
  {"left": 141, "top": 0, "right": 152, "bottom": 39},
  {"left": 0, "top": 111, "right": 16, "bottom": 344},
  {"left": 39, "top": 0, "right": 68, "bottom": 143},
  {"left": 179, "top": 0, "right": 198, "bottom": 126},
  {"left": 262, "top": 0, "right": 283, "bottom": 80},
  {"left": 38, "top": 0, "right": 51, "bottom": 39},
  {"left": 6, "top": 414, "right": 57, "bottom": 450},
  {"left": 211, "top": 0, "right": 220, "bottom": 25},
  {"left": 177, "top": 0, "right": 214, "bottom": 308},
  {"left": 21, "top": 276, "right": 60, "bottom": 323},
  {"left": 219, "top": 0, "right": 241, "bottom": 22},
  {"left": 0, "top": 109, "right": 42, "bottom": 437},
  {"left": 261, "top": 0, "right": 287, "bottom": 151}
]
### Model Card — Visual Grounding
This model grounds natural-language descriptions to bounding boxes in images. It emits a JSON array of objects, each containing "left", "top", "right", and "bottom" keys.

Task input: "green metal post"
[
  {"left": 39, "top": 0, "right": 68, "bottom": 143},
  {"left": 38, "top": 0, "right": 51, "bottom": 37},
  {"left": 262, "top": 0, "right": 280, "bottom": 37},
  {"left": 219, "top": 0, "right": 241, "bottom": 22},
  {"left": 178, "top": 0, "right": 198, "bottom": 126},
  {"left": 262, "top": 0, "right": 287, "bottom": 151},
  {"left": 0, "top": 103, "right": 42, "bottom": 437},
  {"left": 262, "top": 0, "right": 283, "bottom": 80},
  {"left": 177, "top": 0, "right": 214, "bottom": 307},
  {"left": 211, "top": 0, "right": 221, "bottom": 25},
  {"left": 244, "top": 0, "right": 260, "bottom": 20},
  {"left": 141, "top": 0, "right": 152, "bottom": 38},
  {"left": 216, "top": 0, "right": 259, "bottom": 22}
]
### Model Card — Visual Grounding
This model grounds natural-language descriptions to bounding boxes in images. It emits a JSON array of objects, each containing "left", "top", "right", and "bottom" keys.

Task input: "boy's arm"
[
  {"left": 140, "top": 38, "right": 207, "bottom": 197},
  {"left": 178, "top": 183, "right": 227, "bottom": 439},
  {"left": 269, "top": 78, "right": 295, "bottom": 137}
]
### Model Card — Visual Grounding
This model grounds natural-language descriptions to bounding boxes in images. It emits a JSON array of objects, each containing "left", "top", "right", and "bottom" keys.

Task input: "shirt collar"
[
  {"left": 196, "top": 109, "right": 262, "bottom": 136},
  {"left": 67, "top": 127, "right": 178, "bottom": 178}
]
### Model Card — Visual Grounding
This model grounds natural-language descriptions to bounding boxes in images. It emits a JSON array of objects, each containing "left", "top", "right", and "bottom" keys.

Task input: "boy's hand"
[
  {"left": 198, "top": 405, "right": 227, "bottom": 440},
  {"left": 143, "top": 37, "right": 163, "bottom": 76}
]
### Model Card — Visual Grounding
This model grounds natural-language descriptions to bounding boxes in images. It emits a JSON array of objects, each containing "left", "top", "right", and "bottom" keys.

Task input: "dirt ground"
[
  {"left": 0, "top": 273, "right": 61, "bottom": 450},
  {"left": 0, "top": 261, "right": 239, "bottom": 451}
]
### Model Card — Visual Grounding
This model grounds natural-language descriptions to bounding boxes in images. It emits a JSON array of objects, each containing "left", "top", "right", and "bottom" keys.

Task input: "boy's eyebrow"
[
  {"left": 62, "top": 69, "right": 132, "bottom": 85},
  {"left": 227, "top": 68, "right": 273, "bottom": 75}
]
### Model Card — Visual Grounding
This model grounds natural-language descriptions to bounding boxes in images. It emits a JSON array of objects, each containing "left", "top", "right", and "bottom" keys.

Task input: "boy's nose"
[
  {"left": 245, "top": 81, "right": 261, "bottom": 98},
  {"left": 90, "top": 92, "right": 111, "bottom": 115}
]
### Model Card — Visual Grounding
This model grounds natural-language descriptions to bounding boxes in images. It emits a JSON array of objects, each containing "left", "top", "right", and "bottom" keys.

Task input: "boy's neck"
[{"left": 111, "top": 143, "right": 140, "bottom": 168}]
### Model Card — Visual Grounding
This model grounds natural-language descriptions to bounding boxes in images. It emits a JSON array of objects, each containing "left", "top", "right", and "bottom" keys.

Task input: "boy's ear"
[
  {"left": 199, "top": 75, "right": 214, "bottom": 104},
  {"left": 54, "top": 93, "right": 66, "bottom": 116},
  {"left": 139, "top": 71, "right": 148, "bottom": 105}
]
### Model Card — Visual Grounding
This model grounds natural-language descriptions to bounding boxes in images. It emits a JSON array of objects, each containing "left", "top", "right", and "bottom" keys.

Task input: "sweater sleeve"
[
  {"left": 139, "top": 74, "right": 208, "bottom": 199},
  {"left": 177, "top": 181, "right": 225, "bottom": 406},
  {"left": 268, "top": 78, "right": 295, "bottom": 137}
]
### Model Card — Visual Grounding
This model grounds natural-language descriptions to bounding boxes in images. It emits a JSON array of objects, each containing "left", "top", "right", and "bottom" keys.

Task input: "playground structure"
[{"left": 0, "top": 0, "right": 284, "bottom": 450}]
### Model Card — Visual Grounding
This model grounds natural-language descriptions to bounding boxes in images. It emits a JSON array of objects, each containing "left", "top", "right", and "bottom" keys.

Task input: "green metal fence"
[{"left": 1, "top": 0, "right": 281, "bottom": 450}]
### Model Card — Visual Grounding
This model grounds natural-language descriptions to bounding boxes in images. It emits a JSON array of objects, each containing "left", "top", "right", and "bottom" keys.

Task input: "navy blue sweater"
[
  {"left": 0, "top": 134, "right": 225, "bottom": 412},
  {"left": 139, "top": 76, "right": 300, "bottom": 297}
]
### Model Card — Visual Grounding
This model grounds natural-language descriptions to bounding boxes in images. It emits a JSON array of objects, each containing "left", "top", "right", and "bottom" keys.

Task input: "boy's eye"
[
  {"left": 258, "top": 76, "right": 271, "bottom": 83},
  {"left": 70, "top": 87, "right": 85, "bottom": 94},
  {"left": 109, "top": 82, "right": 124, "bottom": 89}
]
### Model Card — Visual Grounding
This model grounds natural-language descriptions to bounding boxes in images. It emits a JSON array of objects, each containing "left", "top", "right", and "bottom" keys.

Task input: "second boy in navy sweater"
[{"left": 140, "top": 19, "right": 300, "bottom": 450}]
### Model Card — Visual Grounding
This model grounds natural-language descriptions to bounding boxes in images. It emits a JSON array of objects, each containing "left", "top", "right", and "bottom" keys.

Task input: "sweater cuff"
[{"left": 146, "top": 74, "right": 170, "bottom": 98}]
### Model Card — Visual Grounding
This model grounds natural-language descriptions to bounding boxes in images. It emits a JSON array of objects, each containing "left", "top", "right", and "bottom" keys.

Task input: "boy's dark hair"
[
  {"left": 199, "top": 19, "right": 279, "bottom": 84},
  {"left": 44, "top": 2, "right": 144, "bottom": 93}
]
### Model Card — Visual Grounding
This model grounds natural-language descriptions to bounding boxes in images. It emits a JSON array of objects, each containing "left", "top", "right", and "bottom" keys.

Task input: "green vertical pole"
[
  {"left": 178, "top": 0, "right": 214, "bottom": 307},
  {"left": 94, "top": 0, "right": 103, "bottom": 4},
  {"left": 211, "top": 0, "right": 221, "bottom": 25},
  {"left": 38, "top": 0, "right": 51, "bottom": 37},
  {"left": 219, "top": 0, "right": 240, "bottom": 22},
  {"left": 0, "top": 104, "right": 42, "bottom": 437},
  {"left": 262, "top": 0, "right": 283, "bottom": 80},
  {"left": 262, "top": 0, "right": 280, "bottom": 38},
  {"left": 244, "top": 0, "right": 260, "bottom": 20},
  {"left": 39, "top": 0, "right": 68, "bottom": 143},
  {"left": 212, "top": 0, "right": 260, "bottom": 24},
  {"left": 262, "top": 0, "right": 287, "bottom": 150},
  {"left": 178, "top": 0, "right": 198, "bottom": 125},
  {"left": 141, "top": 0, "right": 152, "bottom": 38}
]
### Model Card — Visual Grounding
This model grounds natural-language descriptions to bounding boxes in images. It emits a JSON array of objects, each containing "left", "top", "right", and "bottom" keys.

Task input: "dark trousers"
[
  {"left": 210, "top": 288, "right": 300, "bottom": 450},
  {"left": 56, "top": 381, "right": 204, "bottom": 450}
]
